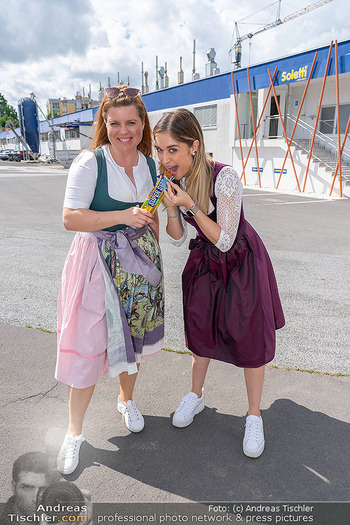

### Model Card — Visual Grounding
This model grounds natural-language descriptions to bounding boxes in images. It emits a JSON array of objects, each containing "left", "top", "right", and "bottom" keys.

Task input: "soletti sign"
[{"left": 281, "top": 65, "right": 308, "bottom": 83}]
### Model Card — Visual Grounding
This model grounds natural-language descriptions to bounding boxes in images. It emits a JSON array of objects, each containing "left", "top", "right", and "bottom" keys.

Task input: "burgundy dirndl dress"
[{"left": 182, "top": 162, "right": 285, "bottom": 368}]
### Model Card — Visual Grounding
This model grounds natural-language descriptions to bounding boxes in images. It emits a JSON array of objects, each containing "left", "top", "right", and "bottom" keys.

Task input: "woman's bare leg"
[
  {"left": 191, "top": 354, "right": 211, "bottom": 397},
  {"left": 244, "top": 365, "right": 265, "bottom": 416},
  {"left": 67, "top": 384, "right": 95, "bottom": 436},
  {"left": 119, "top": 364, "right": 140, "bottom": 402}
]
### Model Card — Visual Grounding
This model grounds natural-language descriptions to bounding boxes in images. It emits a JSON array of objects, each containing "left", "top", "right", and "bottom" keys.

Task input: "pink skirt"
[{"left": 56, "top": 233, "right": 109, "bottom": 388}]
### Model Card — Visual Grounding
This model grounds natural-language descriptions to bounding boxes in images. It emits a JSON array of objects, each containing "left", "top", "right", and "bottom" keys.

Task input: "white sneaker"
[
  {"left": 117, "top": 397, "right": 144, "bottom": 432},
  {"left": 172, "top": 389, "right": 204, "bottom": 428},
  {"left": 243, "top": 415, "right": 265, "bottom": 458},
  {"left": 57, "top": 433, "right": 85, "bottom": 475}
]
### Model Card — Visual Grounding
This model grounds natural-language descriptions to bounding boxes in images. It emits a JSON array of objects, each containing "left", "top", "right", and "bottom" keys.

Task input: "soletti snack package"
[{"left": 141, "top": 170, "right": 173, "bottom": 214}]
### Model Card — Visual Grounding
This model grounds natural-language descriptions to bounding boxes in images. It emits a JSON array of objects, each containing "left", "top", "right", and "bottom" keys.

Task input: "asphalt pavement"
[{"left": 0, "top": 160, "right": 349, "bottom": 509}]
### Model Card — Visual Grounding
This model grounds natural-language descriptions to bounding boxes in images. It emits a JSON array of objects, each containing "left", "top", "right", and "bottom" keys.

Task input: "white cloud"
[
  {"left": 1, "top": 0, "right": 349, "bottom": 110},
  {"left": 0, "top": 0, "right": 93, "bottom": 63}
]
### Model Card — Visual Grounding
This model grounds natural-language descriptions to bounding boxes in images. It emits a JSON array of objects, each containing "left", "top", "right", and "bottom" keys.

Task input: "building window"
[
  {"left": 320, "top": 104, "right": 350, "bottom": 134},
  {"left": 320, "top": 106, "right": 335, "bottom": 134},
  {"left": 65, "top": 128, "right": 79, "bottom": 139},
  {"left": 194, "top": 105, "right": 217, "bottom": 128},
  {"left": 236, "top": 92, "right": 258, "bottom": 139}
]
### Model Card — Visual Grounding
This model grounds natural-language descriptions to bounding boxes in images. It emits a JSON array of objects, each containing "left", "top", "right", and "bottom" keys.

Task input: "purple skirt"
[{"left": 182, "top": 219, "right": 285, "bottom": 368}]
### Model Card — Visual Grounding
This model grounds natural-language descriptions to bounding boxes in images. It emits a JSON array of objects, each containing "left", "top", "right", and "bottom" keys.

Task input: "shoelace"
[
  {"left": 62, "top": 436, "right": 78, "bottom": 458},
  {"left": 177, "top": 395, "right": 197, "bottom": 414},
  {"left": 125, "top": 401, "right": 141, "bottom": 421},
  {"left": 245, "top": 419, "right": 262, "bottom": 441}
]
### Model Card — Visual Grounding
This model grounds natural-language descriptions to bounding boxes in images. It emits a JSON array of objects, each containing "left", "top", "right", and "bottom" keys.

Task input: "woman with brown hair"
[
  {"left": 55, "top": 86, "right": 164, "bottom": 475},
  {"left": 154, "top": 108, "right": 285, "bottom": 458}
]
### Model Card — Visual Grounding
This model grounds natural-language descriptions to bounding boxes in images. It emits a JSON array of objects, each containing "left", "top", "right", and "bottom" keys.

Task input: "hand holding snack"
[{"left": 164, "top": 180, "right": 193, "bottom": 210}]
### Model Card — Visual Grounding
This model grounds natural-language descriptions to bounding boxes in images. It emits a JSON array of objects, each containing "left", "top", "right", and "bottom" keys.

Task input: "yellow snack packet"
[{"left": 141, "top": 170, "right": 173, "bottom": 214}]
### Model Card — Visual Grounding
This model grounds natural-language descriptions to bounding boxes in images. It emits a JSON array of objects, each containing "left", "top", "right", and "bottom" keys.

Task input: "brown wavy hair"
[
  {"left": 153, "top": 108, "right": 213, "bottom": 214},
  {"left": 91, "top": 85, "right": 152, "bottom": 156}
]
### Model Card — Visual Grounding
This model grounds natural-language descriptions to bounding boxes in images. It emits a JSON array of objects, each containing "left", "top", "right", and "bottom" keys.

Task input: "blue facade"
[
  {"left": 1, "top": 39, "right": 349, "bottom": 142},
  {"left": 142, "top": 39, "right": 350, "bottom": 112},
  {"left": 0, "top": 107, "right": 99, "bottom": 140},
  {"left": 38, "top": 107, "right": 99, "bottom": 133},
  {"left": 142, "top": 73, "right": 233, "bottom": 112}
]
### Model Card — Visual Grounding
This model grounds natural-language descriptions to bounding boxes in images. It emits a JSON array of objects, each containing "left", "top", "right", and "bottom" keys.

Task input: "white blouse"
[
  {"left": 168, "top": 165, "right": 243, "bottom": 253},
  {"left": 63, "top": 144, "right": 155, "bottom": 209}
]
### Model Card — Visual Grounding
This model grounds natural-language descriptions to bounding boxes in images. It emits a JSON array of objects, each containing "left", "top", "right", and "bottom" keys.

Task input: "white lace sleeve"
[
  {"left": 166, "top": 211, "right": 188, "bottom": 246},
  {"left": 214, "top": 166, "right": 243, "bottom": 252}
]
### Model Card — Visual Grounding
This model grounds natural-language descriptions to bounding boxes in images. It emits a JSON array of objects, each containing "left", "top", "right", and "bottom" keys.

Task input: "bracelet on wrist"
[
  {"left": 185, "top": 202, "right": 199, "bottom": 218},
  {"left": 166, "top": 209, "right": 179, "bottom": 219}
]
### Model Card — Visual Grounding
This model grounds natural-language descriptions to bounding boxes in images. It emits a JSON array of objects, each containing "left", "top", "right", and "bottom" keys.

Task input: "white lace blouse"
[{"left": 168, "top": 165, "right": 243, "bottom": 253}]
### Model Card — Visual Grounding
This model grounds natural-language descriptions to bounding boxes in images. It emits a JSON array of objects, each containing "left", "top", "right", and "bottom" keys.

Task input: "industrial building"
[
  {"left": 46, "top": 90, "right": 100, "bottom": 118},
  {"left": 1, "top": 38, "right": 349, "bottom": 198}
]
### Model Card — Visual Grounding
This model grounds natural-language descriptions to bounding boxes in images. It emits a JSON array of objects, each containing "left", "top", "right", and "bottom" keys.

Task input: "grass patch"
[
  {"left": 26, "top": 324, "right": 57, "bottom": 334},
  {"left": 162, "top": 351, "right": 349, "bottom": 376},
  {"left": 268, "top": 364, "right": 350, "bottom": 377},
  {"left": 162, "top": 347, "right": 192, "bottom": 355}
]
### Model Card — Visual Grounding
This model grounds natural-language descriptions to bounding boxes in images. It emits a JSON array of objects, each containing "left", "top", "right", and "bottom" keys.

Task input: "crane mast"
[{"left": 230, "top": 0, "right": 335, "bottom": 68}]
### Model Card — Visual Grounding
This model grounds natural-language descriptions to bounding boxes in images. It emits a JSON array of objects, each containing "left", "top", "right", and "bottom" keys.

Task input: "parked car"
[
  {"left": 0, "top": 149, "right": 23, "bottom": 161},
  {"left": 0, "top": 149, "right": 11, "bottom": 160},
  {"left": 8, "top": 151, "right": 23, "bottom": 162}
]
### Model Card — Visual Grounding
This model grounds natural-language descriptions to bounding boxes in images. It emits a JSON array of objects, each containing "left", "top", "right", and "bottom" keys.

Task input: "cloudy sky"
[{"left": 1, "top": 0, "right": 349, "bottom": 112}]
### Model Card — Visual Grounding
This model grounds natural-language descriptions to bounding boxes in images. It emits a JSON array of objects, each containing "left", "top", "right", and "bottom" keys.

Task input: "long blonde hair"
[
  {"left": 91, "top": 85, "right": 153, "bottom": 156},
  {"left": 153, "top": 108, "right": 213, "bottom": 213}
]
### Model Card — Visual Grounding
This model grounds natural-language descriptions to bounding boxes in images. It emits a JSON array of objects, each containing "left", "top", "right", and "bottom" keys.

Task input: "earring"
[{"left": 192, "top": 151, "right": 196, "bottom": 157}]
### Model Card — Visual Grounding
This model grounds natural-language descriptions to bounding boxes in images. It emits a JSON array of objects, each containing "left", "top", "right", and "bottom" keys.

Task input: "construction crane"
[{"left": 229, "top": 0, "right": 335, "bottom": 69}]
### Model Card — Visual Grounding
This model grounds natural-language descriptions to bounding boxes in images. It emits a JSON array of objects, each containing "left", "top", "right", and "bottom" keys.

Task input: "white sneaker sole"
[
  {"left": 57, "top": 460, "right": 79, "bottom": 475},
  {"left": 172, "top": 402, "right": 205, "bottom": 428},
  {"left": 243, "top": 441, "right": 265, "bottom": 458}
]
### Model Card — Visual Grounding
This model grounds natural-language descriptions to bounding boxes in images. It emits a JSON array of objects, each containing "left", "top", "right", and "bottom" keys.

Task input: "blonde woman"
[
  {"left": 154, "top": 108, "right": 284, "bottom": 458},
  {"left": 55, "top": 87, "right": 164, "bottom": 474}
]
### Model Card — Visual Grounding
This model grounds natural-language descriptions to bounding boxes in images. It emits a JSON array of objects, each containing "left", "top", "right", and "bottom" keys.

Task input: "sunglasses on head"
[{"left": 105, "top": 87, "right": 140, "bottom": 99}]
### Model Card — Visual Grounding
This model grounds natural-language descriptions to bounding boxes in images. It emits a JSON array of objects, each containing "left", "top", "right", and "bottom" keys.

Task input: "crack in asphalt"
[{"left": 2, "top": 382, "right": 62, "bottom": 407}]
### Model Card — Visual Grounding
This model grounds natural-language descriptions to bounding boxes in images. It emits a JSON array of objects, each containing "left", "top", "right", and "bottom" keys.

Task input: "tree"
[
  {"left": 0, "top": 93, "right": 19, "bottom": 128},
  {"left": 47, "top": 110, "right": 60, "bottom": 120}
]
